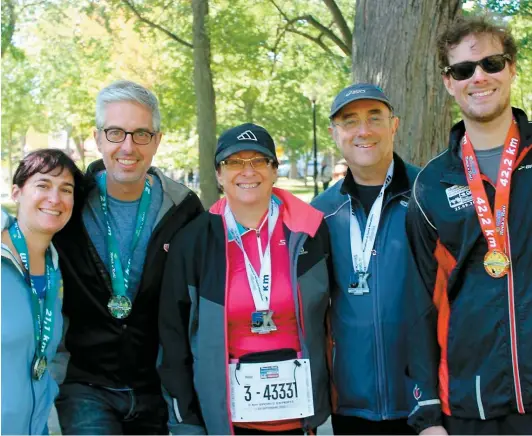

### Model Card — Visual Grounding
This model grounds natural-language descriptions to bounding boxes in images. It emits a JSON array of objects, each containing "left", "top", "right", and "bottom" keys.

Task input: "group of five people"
[{"left": 1, "top": 14, "right": 531, "bottom": 435}]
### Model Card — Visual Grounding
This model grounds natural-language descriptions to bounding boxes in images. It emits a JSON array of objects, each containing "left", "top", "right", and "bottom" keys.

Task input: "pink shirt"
[{"left": 226, "top": 204, "right": 301, "bottom": 359}]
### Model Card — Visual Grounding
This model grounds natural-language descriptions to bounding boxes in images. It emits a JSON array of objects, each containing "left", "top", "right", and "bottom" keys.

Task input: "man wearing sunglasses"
[
  {"left": 406, "top": 15, "right": 532, "bottom": 435},
  {"left": 52, "top": 80, "right": 204, "bottom": 434}
]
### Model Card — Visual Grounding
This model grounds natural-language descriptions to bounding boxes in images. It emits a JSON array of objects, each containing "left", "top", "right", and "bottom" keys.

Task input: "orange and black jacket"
[{"left": 405, "top": 108, "right": 532, "bottom": 433}]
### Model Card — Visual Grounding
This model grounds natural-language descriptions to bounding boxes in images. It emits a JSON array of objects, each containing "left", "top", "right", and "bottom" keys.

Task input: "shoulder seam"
[
  {"left": 324, "top": 198, "right": 350, "bottom": 220},
  {"left": 412, "top": 149, "right": 449, "bottom": 232}
]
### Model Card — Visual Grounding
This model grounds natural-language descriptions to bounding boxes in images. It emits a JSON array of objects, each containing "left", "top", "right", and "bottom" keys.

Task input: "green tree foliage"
[{"left": 2, "top": 0, "right": 529, "bottom": 193}]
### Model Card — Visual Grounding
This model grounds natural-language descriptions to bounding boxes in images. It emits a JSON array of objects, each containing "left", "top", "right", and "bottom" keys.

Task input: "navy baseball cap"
[
  {"left": 329, "top": 83, "right": 393, "bottom": 118},
  {"left": 215, "top": 123, "right": 278, "bottom": 166}
]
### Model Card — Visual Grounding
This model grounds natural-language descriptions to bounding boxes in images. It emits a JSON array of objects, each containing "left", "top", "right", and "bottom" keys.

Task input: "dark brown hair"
[
  {"left": 13, "top": 149, "right": 84, "bottom": 204},
  {"left": 437, "top": 15, "right": 518, "bottom": 69}
]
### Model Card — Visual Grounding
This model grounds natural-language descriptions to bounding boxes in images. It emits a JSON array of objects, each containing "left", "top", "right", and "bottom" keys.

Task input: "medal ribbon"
[
  {"left": 224, "top": 199, "right": 279, "bottom": 311},
  {"left": 349, "top": 160, "right": 394, "bottom": 275},
  {"left": 8, "top": 221, "right": 57, "bottom": 362},
  {"left": 461, "top": 120, "right": 520, "bottom": 254},
  {"left": 96, "top": 172, "right": 152, "bottom": 297}
]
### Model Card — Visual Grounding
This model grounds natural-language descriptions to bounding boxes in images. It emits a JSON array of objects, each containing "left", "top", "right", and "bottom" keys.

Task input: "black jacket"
[
  {"left": 405, "top": 108, "right": 532, "bottom": 432},
  {"left": 159, "top": 189, "right": 332, "bottom": 434},
  {"left": 54, "top": 160, "right": 204, "bottom": 390}
]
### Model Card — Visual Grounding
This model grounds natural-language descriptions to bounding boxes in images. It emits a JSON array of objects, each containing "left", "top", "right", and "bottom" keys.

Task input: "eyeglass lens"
[{"left": 448, "top": 54, "right": 508, "bottom": 81}]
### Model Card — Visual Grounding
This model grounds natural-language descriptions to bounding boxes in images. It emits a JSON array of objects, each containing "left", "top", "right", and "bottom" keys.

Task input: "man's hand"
[{"left": 420, "top": 425, "right": 448, "bottom": 435}]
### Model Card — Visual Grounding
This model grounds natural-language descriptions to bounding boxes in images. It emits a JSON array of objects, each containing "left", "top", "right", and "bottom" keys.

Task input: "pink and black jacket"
[{"left": 158, "top": 188, "right": 332, "bottom": 434}]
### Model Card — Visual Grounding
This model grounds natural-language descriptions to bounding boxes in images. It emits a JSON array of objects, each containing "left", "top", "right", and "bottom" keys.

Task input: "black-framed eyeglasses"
[
  {"left": 331, "top": 115, "right": 394, "bottom": 132},
  {"left": 442, "top": 53, "right": 511, "bottom": 81},
  {"left": 101, "top": 128, "right": 156, "bottom": 145},
  {"left": 220, "top": 156, "right": 273, "bottom": 170}
]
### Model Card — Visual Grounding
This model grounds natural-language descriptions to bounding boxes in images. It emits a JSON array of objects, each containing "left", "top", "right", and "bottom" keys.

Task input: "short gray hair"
[{"left": 95, "top": 80, "right": 161, "bottom": 132}]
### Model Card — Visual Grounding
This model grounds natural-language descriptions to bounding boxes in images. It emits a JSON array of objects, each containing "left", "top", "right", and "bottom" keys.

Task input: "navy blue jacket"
[{"left": 312, "top": 153, "right": 419, "bottom": 421}]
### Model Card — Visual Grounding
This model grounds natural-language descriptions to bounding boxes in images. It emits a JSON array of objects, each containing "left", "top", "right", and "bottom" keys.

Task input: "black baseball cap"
[
  {"left": 215, "top": 123, "right": 278, "bottom": 166},
  {"left": 329, "top": 83, "right": 394, "bottom": 118}
]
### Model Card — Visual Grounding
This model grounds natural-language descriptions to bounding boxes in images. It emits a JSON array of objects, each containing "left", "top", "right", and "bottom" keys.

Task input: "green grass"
[{"left": 276, "top": 177, "right": 317, "bottom": 203}]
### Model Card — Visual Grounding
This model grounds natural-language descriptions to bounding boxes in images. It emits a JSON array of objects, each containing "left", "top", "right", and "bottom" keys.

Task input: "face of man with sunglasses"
[
  {"left": 216, "top": 150, "right": 278, "bottom": 209},
  {"left": 442, "top": 33, "right": 516, "bottom": 125}
]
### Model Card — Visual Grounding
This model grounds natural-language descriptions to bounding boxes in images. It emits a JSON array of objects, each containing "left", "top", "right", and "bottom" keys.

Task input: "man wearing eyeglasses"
[
  {"left": 312, "top": 83, "right": 420, "bottom": 435},
  {"left": 406, "top": 15, "right": 532, "bottom": 435},
  {"left": 52, "top": 80, "right": 204, "bottom": 434}
]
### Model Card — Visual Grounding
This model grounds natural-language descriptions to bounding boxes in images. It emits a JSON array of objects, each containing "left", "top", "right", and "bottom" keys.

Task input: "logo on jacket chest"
[{"left": 446, "top": 185, "right": 473, "bottom": 211}]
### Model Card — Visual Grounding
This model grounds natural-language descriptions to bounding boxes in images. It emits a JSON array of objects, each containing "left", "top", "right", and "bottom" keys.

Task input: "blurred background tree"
[{"left": 1, "top": 0, "right": 530, "bottom": 206}]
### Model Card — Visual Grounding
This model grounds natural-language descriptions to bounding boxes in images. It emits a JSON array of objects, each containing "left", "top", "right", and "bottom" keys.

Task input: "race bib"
[{"left": 229, "top": 358, "right": 314, "bottom": 422}]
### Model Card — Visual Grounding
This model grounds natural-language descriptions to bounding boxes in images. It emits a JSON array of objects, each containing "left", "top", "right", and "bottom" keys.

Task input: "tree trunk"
[
  {"left": 192, "top": 0, "right": 219, "bottom": 207},
  {"left": 75, "top": 136, "right": 86, "bottom": 170},
  {"left": 7, "top": 126, "right": 13, "bottom": 183},
  {"left": 353, "top": 0, "right": 461, "bottom": 166},
  {"left": 65, "top": 125, "right": 72, "bottom": 154}
]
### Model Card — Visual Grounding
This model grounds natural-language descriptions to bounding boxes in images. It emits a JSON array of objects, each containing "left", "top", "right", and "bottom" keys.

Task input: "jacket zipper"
[
  {"left": 290, "top": 232, "right": 311, "bottom": 432},
  {"left": 370, "top": 194, "right": 406, "bottom": 419},
  {"left": 505, "top": 226, "right": 525, "bottom": 413},
  {"left": 370, "top": 240, "right": 386, "bottom": 418}
]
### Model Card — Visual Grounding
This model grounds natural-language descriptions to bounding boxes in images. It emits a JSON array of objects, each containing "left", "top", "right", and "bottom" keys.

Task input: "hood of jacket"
[{"left": 209, "top": 187, "right": 324, "bottom": 237}]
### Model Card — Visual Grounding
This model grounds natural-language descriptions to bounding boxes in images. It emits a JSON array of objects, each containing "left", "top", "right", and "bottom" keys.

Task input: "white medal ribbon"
[
  {"left": 224, "top": 199, "right": 279, "bottom": 311},
  {"left": 349, "top": 160, "right": 394, "bottom": 280}
]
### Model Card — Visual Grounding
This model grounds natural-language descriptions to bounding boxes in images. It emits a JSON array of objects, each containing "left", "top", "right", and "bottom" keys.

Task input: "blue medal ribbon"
[
  {"left": 96, "top": 172, "right": 152, "bottom": 299},
  {"left": 8, "top": 221, "right": 58, "bottom": 378}
]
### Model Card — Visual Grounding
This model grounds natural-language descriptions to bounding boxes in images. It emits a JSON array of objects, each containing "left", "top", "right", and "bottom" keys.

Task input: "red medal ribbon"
[{"left": 461, "top": 119, "right": 520, "bottom": 255}]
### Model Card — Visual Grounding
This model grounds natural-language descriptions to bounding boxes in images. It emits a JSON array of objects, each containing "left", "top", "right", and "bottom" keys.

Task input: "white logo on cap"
[
  {"left": 346, "top": 89, "right": 366, "bottom": 97},
  {"left": 237, "top": 130, "right": 258, "bottom": 141}
]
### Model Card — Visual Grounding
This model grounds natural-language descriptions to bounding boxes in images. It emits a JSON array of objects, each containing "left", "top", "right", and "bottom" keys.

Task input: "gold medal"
[
  {"left": 483, "top": 250, "right": 510, "bottom": 278},
  {"left": 32, "top": 356, "right": 47, "bottom": 380}
]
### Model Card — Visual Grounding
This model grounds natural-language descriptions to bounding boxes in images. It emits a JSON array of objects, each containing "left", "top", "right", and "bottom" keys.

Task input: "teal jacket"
[{"left": 1, "top": 209, "right": 64, "bottom": 435}]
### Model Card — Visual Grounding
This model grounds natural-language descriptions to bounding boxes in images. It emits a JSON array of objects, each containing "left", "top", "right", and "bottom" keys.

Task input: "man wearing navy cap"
[{"left": 313, "top": 83, "right": 420, "bottom": 434}]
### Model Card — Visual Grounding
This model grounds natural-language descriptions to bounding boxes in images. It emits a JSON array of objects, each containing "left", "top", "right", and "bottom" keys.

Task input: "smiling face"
[
  {"left": 94, "top": 100, "right": 162, "bottom": 193},
  {"left": 443, "top": 33, "right": 516, "bottom": 124},
  {"left": 216, "top": 150, "right": 277, "bottom": 209},
  {"left": 329, "top": 99, "right": 398, "bottom": 184},
  {"left": 12, "top": 168, "right": 75, "bottom": 236}
]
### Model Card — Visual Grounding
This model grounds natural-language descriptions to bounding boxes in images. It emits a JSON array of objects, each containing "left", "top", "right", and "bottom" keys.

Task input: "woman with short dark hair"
[{"left": 1, "top": 149, "right": 83, "bottom": 435}]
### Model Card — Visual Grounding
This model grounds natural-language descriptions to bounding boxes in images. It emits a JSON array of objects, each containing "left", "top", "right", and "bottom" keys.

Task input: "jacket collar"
[
  {"left": 209, "top": 187, "right": 324, "bottom": 237},
  {"left": 440, "top": 107, "right": 531, "bottom": 186},
  {"left": 340, "top": 152, "right": 411, "bottom": 199},
  {"left": 1, "top": 208, "right": 60, "bottom": 273}
]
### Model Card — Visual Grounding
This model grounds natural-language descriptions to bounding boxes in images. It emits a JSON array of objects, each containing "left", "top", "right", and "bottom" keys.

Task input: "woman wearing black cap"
[{"left": 158, "top": 123, "right": 332, "bottom": 435}]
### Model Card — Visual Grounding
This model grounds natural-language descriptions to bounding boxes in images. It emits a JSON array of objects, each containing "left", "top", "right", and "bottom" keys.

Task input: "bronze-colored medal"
[
  {"left": 32, "top": 356, "right": 47, "bottom": 380},
  {"left": 483, "top": 250, "right": 510, "bottom": 278}
]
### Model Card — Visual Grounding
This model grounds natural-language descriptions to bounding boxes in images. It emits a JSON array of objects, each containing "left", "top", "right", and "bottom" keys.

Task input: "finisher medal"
[
  {"left": 107, "top": 295, "right": 132, "bottom": 319},
  {"left": 484, "top": 250, "right": 510, "bottom": 278},
  {"left": 461, "top": 121, "right": 520, "bottom": 279},
  {"left": 32, "top": 356, "right": 47, "bottom": 381},
  {"left": 251, "top": 310, "right": 277, "bottom": 334}
]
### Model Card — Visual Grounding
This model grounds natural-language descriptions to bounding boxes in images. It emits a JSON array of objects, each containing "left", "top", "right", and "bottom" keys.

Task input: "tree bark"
[
  {"left": 353, "top": 0, "right": 461, "bottom": 165},
  {"left": 75, "top": 135, "right": 86, "bottom": 170},
  {"left": 192, "top": 0, "right": 219, "bottom": 207},
  {"left": 7, "top": 126, "right": 13, "bottom": 183}
]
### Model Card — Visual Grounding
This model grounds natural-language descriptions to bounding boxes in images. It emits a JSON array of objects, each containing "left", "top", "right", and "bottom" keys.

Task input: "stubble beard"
[{"left": 461, "top": 96, "right": 511, "bottom": 124}]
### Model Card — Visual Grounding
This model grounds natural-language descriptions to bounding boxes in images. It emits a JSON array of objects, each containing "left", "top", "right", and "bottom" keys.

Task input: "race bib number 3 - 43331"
[{"left": 229, "top": 358, "right": 314, "bottom": 422}]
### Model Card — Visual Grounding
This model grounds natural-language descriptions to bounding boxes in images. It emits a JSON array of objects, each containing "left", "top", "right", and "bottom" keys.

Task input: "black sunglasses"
[{"left": 442, "top": 53, "right": 511, "bottom": 81}]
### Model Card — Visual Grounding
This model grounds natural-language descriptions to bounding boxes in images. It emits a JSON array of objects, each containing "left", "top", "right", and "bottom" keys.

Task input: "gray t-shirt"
[
  {"left": 460, "top": 144, "right": 504, "bottom": 183},
  {"left": 82, "top": 173, "right": 163, "bottom": 300}
]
